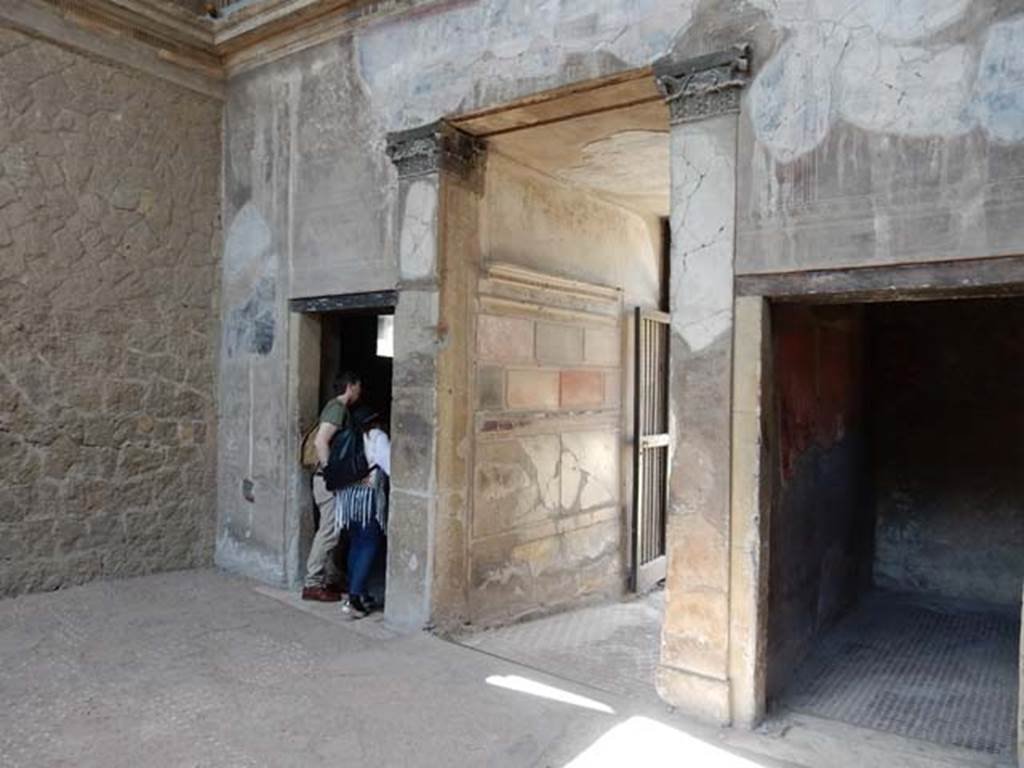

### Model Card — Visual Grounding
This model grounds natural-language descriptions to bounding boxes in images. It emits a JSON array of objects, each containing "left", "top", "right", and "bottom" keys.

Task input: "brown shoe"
[{"left": 302, "top": 586, "right": 342, "bottom": 602}]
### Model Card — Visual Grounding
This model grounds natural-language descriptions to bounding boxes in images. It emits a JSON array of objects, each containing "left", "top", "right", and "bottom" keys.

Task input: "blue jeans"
[{"left": 347, "top": 517, "right": 383, "bottom": 599}]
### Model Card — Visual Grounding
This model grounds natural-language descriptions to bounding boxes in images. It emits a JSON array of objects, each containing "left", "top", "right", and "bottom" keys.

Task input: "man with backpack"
[{"left": 300, "top": 371, "right": 362, "bottom": 602}]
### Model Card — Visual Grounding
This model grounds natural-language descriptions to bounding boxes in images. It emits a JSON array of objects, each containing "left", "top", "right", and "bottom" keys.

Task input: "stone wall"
[
  {"left": 869, "top": 298, "right": 1024, "bottom": 608},
  {"left": 0, "top": 27, "right": 222, "bottom": 595}
]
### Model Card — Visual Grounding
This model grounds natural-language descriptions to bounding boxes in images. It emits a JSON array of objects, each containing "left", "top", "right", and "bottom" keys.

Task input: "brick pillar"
[
  {"left": 654, "top": 45, "right": 752, "bottom": 724},
  {"left": 384, "top": 124, "right": 483, "bottom": 629}
]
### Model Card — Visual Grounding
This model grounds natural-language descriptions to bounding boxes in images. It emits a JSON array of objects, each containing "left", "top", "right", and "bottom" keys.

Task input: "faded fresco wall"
[
  {"left": 869, "top": 298, "right": 1024, "bottom": 609},
  {"left": 0, "top": 27, "right": 221, "bottom": 594},
  {"left": 215, "top": 0, "right": 1024, "bottom": 592},
  {"left": 738, "top": 1, "right": 1024, "bottom": 273},
  {"left": 766, "top": 304, "right": 871, "bottom": 699},
  {"left": 466, "top": 154, "right": 660, "bottom": 624},
  {"left": 217, "top": 38, "right": 397, "bottom": 584},
  {"left": 351, "top": 0, "right": 1024, "bottom": 276}
]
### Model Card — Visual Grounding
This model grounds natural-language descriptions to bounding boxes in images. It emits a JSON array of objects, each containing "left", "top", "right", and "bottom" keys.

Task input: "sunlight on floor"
[
  {"left": 485, "top": 675, "right": 616, "bottom": 714},
  {"left": 564, "top": 716, "right": 771, "bottom": 768}
]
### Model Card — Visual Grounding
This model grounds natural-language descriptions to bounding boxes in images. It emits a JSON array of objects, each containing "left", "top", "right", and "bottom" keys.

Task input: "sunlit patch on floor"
[
  {"left": 564, "top": 716, "right": 771, "bottom": 768},
  {"left": 485, "top": 675, "right": 615, "bottom": 714}
]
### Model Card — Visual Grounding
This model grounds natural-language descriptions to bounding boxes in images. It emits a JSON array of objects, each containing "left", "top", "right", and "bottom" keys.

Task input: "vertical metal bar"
[{"left": 631, "top": 307, "right": 643, "bottom": 591}]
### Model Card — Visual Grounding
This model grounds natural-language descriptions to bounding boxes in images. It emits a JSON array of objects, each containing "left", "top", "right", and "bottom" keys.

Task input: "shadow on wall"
[{"left": 767, "top": 304, "right": 871, "bottom": 700}]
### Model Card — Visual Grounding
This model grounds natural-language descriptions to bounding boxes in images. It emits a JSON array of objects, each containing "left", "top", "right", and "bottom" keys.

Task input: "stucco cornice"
[
  {"left": 1, "top": 0, "right": 452, "bottom": 97},
  {"left": 1, "top": 0, "right": 225, "bottom": 98}
]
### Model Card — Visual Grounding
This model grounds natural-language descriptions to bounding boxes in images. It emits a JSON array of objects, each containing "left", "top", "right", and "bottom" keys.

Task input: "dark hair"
[{"left": 333, "top": 371, "right": 362, "bottom": 394}]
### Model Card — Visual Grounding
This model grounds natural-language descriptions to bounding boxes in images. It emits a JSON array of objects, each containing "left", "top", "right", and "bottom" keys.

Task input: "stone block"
[
  {"left": 661, "top": 588, "right": 730, "bottom": 679},
  {"left": 535, "top": 323, "right": 583, "bottom": 365},
  {"left": 559, "top": 370, "right": 604, "bottom": 409},
  {"left": 584, "top": 327, "right": 620, "bottom": 366},
  {"left": 511, "top": 534, "right": 561, "bottom": 576},
  {"left": 468, "top": 526, "right": 533, "bottom": 618},
  {"left": 666, "top": 514, "right": 729, "bottom": 591},
  {"left": 477, "top": 315, "right": 533, "bottom": 364},
  {"left": 398, "top": 178, "right": 438, "bottom": 281},
  {"left": 604, "top": 371, "right": 621, "bottom": 408},
  {"left": 559, "top": 518, "right": 619, "bottom": 565},
  {"left": 476, "top": 365, "right": 505, "bottom": 410},
  {"left": 390, "top": 388, "right": 437, "bottom": 494},
  {"left": 561, "top": 431, "right": 619, "bottom": 513},
  {"left": 506, "top": 369, "right": 559, "bottom": 410},
  {"left": 656, "top": 665, "right": 731, "bottom": 725},
  {"left": 473, "top": 435, "right": 560, "bottom": 538}
]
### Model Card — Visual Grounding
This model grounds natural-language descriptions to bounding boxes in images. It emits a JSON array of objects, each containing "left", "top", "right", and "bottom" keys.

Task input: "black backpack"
[{"left": 322, "top": 425, "right": 370, "bottom": 491}]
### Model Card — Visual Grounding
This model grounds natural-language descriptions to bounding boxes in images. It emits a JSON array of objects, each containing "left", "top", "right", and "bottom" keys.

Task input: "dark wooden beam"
[
  {"left": 289, "top": 290, "right": 397, "bottom": 314},
  {"left": 736, "top": 256, "right": 1024, "bottom": 303}
]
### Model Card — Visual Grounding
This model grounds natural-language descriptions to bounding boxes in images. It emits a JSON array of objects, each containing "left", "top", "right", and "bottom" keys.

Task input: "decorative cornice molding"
[
  {"left": 653, "top": 43, "right": 751, "bottom": 125},
  {"left": 2, "top": 0, "right": 224, "bottom": 98},
  {"left": 4, "top": 0, "right": 449, "bottom": 96},
  {"left": 385, "top": 122, "right": 486, "bottom": 181}
]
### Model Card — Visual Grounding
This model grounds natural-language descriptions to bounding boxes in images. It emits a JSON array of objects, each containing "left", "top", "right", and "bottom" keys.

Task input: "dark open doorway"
[
  {"left": 289, "top": 291, "right": 396, "bottom": 606},
  {"left": 765, "top": 296, "right": 1024, "bottom": 760}
]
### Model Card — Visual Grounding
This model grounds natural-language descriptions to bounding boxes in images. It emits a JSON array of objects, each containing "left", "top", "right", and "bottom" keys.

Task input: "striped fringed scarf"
[{"left": 335, "top": 471, "right": 388, "bottom": 531}]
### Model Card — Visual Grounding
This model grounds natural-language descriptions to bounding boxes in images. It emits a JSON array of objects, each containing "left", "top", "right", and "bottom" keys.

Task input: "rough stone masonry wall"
[{"left": 0, "top": 27, "right": 222, "bottom": 595}]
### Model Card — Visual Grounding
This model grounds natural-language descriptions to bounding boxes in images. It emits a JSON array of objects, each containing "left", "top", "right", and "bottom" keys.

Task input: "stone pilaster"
[
  {"left": 655, "top": 44, "right": 751, "bottom": 725},
  {"left": 384, "top": 122, "right": 483, "bottom": 629}
]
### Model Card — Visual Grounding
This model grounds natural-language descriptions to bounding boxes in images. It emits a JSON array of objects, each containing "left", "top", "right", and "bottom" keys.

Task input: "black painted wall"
[{"left": 869, "top": 297, "right": 1024, "bottom": 608}]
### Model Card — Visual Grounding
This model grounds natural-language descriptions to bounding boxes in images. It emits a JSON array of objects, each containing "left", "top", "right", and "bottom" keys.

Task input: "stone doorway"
[
  {"left": 764, "top": 296, "right": 1024, "bottom": 762},
  {"left": 288, "top": 293, "right": 396, "bottom": 603},
  {"left": 428, "top": 79, "right": 673, "bottom": 629}
]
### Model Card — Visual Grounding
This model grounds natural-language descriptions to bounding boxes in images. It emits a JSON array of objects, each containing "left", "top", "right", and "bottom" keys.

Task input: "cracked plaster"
[
  {"left": 399, "top": 179, "right": 438, "bottom": 281},
  {"left": 748, "top": 1, "right": 1024, "bottom": 161},
  {"left": 669, "top": 117, "right": 735, "bottom": 353}
]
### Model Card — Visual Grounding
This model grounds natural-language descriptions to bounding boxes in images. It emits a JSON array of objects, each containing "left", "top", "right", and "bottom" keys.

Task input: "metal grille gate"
[{"left": 631, "top": 308, "right": 670, "bottom": 592}]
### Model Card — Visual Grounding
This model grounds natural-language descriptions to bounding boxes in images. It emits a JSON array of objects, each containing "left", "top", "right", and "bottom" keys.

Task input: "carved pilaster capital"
[
  {"left": 386, "top": 122, "right": 486, "bottom": 180},
  {"left": 654, "top": 43, "right": 751, "bottom": 125}
]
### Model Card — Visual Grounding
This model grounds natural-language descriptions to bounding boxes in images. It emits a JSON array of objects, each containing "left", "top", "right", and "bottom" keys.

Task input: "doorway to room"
[
  {"left": 765, "top": 296, "right": 1024, "bottom": 760},
  {"left": 318, "top": 309, "right": 393, "bottom": 605}
]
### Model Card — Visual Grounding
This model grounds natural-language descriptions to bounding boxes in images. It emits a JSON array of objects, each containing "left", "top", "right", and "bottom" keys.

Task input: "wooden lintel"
[
  {"left": 736, "top": 256, "right": 1024, "bottom": 303},
  {"left": 289, "top": 290, "right": 398, "bottom": 314}
]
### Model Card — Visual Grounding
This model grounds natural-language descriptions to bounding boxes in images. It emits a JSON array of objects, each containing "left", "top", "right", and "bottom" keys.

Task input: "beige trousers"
[{"left": 303, "top": 473, "right": 341, "bottom": 588}]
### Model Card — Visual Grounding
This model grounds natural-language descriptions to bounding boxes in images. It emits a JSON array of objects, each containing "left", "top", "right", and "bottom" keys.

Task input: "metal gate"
[{"left": 631, "top": 308, "right": 670, "bottom": 592}]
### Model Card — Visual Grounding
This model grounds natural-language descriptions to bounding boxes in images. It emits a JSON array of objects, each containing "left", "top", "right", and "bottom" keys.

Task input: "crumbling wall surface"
[
  {"left": 351, "top": 1, "right": 1024, "bottom": 275},
  {"left": 466, "top": 155, "right": 659, "bottom": 625},
  {"left": 870, "top": 298, "right": 1024, "bottom": 608},
  {"left": 217, "top": 38, "right": 396, "bottom": 584},
  {"left": 0, "top": 28, "right": 221, "bottom": 595},
  {"left": 738, "top": 3, "right": 1024, "bottom": 273},
  {"left": 767, "top": 304, "right": 870, "bottom": 699}
]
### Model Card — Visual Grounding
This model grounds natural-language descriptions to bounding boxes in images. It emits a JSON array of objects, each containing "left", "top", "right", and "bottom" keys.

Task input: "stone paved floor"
[
  {"left": 0, "top": 570, "right": 1013, "bottom": 768},
  {"left": 457, "top": 590, "right": 664, "bottom": 705},
  {"left": 782, "top": 591, "right": 1019, "bottom": 759}
]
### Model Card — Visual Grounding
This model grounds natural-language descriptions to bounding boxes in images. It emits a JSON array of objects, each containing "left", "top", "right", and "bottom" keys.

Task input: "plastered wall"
[
  {"left": 212, "top": 0, "right": 1024, "bottom": 599},
  {"left": 465, "top": 154, "right": 661, "bottom": 624},
  {"left": 767, "top": 304, "right": 870, "bottom": 699},
  {"left": 869, "top": 298, "right": 1024, "bottom": 609}
]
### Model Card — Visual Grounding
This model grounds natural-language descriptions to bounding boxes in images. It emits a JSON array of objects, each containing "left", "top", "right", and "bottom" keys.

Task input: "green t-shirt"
[{"left": 319, "top": 399, "right": 351, "bottom": 428}]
